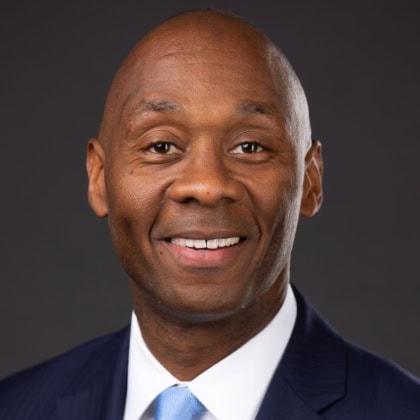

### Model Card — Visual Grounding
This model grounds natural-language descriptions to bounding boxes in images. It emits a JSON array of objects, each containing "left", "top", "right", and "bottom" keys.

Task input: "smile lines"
[{"left": 170, "top": 237, "right": 241, "bottom": 250}]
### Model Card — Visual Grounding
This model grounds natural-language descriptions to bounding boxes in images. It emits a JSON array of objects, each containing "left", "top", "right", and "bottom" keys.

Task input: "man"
[{"left": 0, "top": 8, "right": 419, "bottom": 420}]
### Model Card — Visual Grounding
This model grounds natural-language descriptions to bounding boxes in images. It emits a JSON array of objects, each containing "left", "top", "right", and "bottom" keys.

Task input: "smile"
[{"left": 170, "top": 237, "right": 241, "bottom": 249}]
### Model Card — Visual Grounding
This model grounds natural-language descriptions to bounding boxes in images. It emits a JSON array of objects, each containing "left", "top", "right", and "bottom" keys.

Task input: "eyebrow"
[
  {"left": 236, "top": 101, "right": 277, "bottom": 118},
  {"left": 137, "top": 99, "right": 182, "bottom": 114}
]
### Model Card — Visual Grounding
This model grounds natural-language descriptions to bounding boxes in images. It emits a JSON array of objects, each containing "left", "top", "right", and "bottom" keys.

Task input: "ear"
[
  {"left": 86, "top": 139, "right": 108, "bottom": 217},
  {"left": 300, "top": 139, "right": 324, "bottom": 217}
]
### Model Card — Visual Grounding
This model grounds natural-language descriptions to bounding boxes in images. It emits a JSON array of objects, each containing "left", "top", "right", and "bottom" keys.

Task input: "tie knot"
[{"left": 155, "top": 385, "right": 205, "bottom": 420}]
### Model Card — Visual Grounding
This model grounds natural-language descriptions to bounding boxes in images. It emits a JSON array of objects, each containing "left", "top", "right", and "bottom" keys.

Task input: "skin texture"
[{"left": 86, "top": 9, "right": 323, "bottom": 380}]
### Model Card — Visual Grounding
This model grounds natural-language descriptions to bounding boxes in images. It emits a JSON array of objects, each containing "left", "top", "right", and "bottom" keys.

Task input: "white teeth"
[
  {"left": 176, "top": 238, "right": 187, "bottom": 246},
  {"left": 171, "top": 237, "right": 240, "bottom": 249},
  {"left": 225, "top": 237, "right": 237, "bottom": 246},
  {"left": 194, "top": 240, "right": 207, "bottom": 249},
  {"left": 207, "top": 239, "right": 218, "bottom": 249},
  {"left": 185, "top": 239, "right": 194, "bottom": 248}
]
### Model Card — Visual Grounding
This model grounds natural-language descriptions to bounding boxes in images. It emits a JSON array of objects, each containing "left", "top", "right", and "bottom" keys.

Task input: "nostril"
[{"left": 179, "top": 196, "right": 202, "bottom": 204}]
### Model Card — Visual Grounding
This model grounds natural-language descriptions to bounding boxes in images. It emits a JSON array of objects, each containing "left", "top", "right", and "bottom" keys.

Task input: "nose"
[{"left": 166, "top": 147, "right": 244, "bottom": 206}]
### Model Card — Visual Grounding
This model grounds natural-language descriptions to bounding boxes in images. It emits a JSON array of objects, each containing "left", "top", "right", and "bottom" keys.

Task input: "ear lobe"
[
  {"left": 300, "top": 140, "right": 324, "bottom": 218},
  {"left": 86, "top": 139, "right": 108, "bottom": 217}
]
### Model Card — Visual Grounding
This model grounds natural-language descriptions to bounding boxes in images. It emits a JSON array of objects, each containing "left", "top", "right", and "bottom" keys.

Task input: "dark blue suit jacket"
[{"left": 1, "top": 289, "right": 419, "bottom": 419}]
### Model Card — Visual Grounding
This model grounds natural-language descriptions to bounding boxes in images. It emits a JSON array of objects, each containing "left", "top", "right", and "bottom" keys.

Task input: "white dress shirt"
[{"left": 123, "top": 284, "right": 297, "bottom": 420}]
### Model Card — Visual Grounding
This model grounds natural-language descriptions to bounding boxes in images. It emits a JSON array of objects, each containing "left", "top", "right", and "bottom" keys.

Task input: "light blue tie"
[{"left": 154, "top": 385, "right": 206, "bottom": 420}]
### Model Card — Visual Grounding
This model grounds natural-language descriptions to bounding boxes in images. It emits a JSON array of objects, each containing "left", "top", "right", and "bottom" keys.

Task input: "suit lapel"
[
  {"left": 256, "top": 373, "right": 322, "bottom": 420},
  {"left": 257, "top": 286, "right": 347, "bottom": 418},
  {"left": 56, "top": 327, "right": 130, "bottom": 420}
]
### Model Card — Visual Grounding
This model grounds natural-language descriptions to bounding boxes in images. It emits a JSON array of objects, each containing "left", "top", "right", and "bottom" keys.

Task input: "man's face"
[{"left": 88, "top": 23, "right": 321, "bottom": 321}]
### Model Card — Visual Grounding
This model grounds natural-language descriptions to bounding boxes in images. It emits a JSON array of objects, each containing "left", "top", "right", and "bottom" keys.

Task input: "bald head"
[{"left": 98, "top": 9, "right": 311, "bottom": 152}]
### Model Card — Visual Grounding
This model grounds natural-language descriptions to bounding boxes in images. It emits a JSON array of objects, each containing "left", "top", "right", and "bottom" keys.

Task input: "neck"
[{"left": 130, "top": 276, "right": 287, "bottom": 381}]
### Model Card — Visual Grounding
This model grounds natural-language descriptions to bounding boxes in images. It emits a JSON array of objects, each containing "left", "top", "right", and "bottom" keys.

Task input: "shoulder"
[
  {"left": 317, "top": 313, "right": 420, "bottom": 416},
  {"left": 0, "top": 327, "right": 129, "bottom": 419},
  {"left": 342, "top": 341, "right": 420, "bottom": 417},
  {"left": 284, "top": 287, "right": 420, "bottom": 418}
]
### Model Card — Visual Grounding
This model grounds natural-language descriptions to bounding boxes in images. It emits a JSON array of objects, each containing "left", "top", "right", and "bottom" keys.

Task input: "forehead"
[{"left": 117, "top": 24, "right": 285, "bottom": 120}]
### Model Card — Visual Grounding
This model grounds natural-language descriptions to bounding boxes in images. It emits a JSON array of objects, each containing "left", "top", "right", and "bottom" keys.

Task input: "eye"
[
  {"left": 148, "top": 141, "right": 179, "bottom": 154},
  {"left": 231, "top": 142, "right": 263, "bottom": 154}
]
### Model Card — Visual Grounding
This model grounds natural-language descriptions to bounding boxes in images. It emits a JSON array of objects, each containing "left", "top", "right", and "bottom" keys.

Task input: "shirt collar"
[{"left": 123, "top": 284, "right": 297, "bottom": 420}]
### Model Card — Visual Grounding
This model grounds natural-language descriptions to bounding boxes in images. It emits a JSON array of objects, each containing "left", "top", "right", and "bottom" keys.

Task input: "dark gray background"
[{"left": 1, "top": 0, "right": 419, "bottom": 380}]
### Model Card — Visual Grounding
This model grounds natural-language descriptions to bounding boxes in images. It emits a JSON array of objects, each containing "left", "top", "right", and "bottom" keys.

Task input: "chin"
[{"left": 154, "top": 290, "right": 253, "bottom": 324}]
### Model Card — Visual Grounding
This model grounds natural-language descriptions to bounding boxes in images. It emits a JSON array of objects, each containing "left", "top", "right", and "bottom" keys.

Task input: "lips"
[
  {"left": 161, "top": 231, "right": 246, "bottom": 267},
  {"left": 170, "top": 237, "right": 240, "bottom": 249}
]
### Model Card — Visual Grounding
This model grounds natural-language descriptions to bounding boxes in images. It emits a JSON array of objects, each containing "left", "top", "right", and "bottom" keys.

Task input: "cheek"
[
  {"left": 106, "top": 165, "right": 162, "bottom": 221},
  {"left": 248, "top": 167, "right": 303, "bottom": 275},
  {"left": 257, "top": 194, "right": 300, "bottom": 267},
  {"left": 105, "top": 170, "right": 162, "bottom": 261},
  {"left": 250, "top": 166, "right": 302, "bottom": 232}
]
